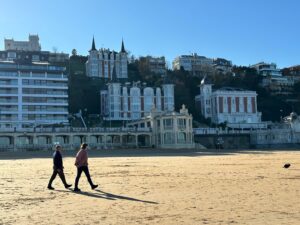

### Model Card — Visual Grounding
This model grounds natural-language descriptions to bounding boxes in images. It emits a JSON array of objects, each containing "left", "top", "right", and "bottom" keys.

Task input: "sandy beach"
[{"left": 0, "top": 150, "right": 299, "bottom": 225}]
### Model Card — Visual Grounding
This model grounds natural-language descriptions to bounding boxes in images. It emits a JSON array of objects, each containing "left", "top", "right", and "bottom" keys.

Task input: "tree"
[{"left": 72, "top": 49, "right": 77, "bottom": 56}]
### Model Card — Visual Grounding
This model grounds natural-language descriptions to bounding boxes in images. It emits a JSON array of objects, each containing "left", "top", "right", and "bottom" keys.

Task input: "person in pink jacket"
[{"left": 74, "top": 143, "right": 98, "bottom": 192}]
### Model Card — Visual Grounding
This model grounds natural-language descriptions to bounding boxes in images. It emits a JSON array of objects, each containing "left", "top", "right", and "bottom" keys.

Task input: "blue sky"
[{"left": 0, "top": 0, "right": 299, "bottom": 68}]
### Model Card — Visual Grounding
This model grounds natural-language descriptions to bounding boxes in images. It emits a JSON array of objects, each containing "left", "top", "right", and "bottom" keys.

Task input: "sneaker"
[
  {"left": 47, "top": 186, "right": 55, "bottom": 190},
  {"left": 91, "top": 184, "right": 98, "bottom": 190},
  {"left": 65, "top": 184, "right": 72, "bottom": 189},
  {"left": 74, "top": 188, "right": 81, "bottom": 192}
]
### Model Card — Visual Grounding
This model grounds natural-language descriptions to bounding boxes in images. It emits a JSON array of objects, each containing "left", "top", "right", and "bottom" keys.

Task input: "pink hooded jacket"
[{"left": 75, "top": 148, "right": 88, "bottom": 167}]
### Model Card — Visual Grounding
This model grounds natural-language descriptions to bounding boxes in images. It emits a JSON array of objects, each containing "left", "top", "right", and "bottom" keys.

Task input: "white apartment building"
[
  {"left": 251, "top": 62, "right": 294, "bottom": 92},
  {"left": 172, "top": 53, "right": 213, "bottom": 73},
  {"left": 0, "top": 61, "right": 69, "bottom": 128},
  {"left": 5, "top": 35, "right": 41, "bottom": 51},
  {"left": 195, "top": 78, "right": 264, "bottom": 128},
  {"left": 100, "top": 82, "right": 174, "bottom": 121},
  {"left": 250, "top": 62, "right": 282, "bottom": 77},
  {"left": 86, "top": 37, "right": 128, "bottom": 79}
]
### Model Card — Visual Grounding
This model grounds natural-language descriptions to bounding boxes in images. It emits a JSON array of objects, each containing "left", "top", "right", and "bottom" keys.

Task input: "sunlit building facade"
[
  {"left": 86, "top": 37, "right": 128, "bottom": 79},
  {"left": 0, "top": 61, "right": 69, "bottom": 128},
  {"left": 100, "top": 82, "right": 174, "bottom": 121}
]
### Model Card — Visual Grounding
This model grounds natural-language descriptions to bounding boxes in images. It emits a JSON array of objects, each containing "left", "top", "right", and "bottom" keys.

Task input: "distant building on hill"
[
  {"left": 138, "top": 56, "right": 166, "bottom": 75},
  {"left": 250, "top": 62, "right": 294, "bottom": 95},
  {"left": 0, "top": 35, "right": 69, "bottom": 64},
  {"left": 172, "top": 53, "right": 232, "bottom": 76},
  {"left": 100, "top": 81, "right": 174, "bottom": 121},
  {"left": 195, "top": 77, "right": 266, "bottom": 129},
  {"left": 85, "top": 37, "right": 128, "bottom": 79},
  {"left": 282, "top": 65, "right": 300, "bottom": 83},
  {"left": 212, "top": 58, "right": 232, "bottom": 74},
  {"left": 5, "top": 35, "right": 41, "bottom": 52},
  {"left": 172, "top": 53, "right": 213, "bottom": 76},
  {"left": 250, "top": 62, "right": 282, "bottom": 77}
]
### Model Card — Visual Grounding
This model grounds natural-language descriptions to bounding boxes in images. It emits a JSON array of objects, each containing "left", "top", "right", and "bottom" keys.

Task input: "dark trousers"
[
  {"left": 74, "top": 166, "right": 94, "bottom": 188},
  {"left": 48, "top": 167, "right": 68, "bottom": 187}
]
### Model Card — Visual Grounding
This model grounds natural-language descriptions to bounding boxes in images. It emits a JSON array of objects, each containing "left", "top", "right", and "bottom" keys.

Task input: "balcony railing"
[{"left": 0, "top": 127, "right": 152, "bottom": 133}]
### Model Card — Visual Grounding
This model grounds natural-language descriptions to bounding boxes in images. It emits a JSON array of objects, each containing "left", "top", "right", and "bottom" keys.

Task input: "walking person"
[
  {"left": 74, "top": 143, "right": 98, "bottom": 192},
  {"left": 47, "top": 145, "right": 72, "bottom": 190}
]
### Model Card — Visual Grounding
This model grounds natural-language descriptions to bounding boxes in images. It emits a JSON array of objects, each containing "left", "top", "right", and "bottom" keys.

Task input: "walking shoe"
[
  {"left": 65, "top": 184, "right": 72, "bottom": 189},
  {"left": 47, "top": 186, "right": 55, "bottom": 190},
  {"left": 74, "top": 188, "right": 81, "bottom": 192},
  {"left": 91, "top": 184, "right": 98, "bottom": 190}
]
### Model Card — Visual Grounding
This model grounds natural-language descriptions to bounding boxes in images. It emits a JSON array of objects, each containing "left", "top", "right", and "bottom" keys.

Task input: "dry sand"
[{"left": 0, "top": 150, "right": 300, "bottom": 225}]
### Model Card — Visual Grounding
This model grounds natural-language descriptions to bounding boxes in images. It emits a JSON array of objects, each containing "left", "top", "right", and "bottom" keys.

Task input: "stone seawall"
[{"left": 195, "top": 134, "right": 251, "bottom": 149}]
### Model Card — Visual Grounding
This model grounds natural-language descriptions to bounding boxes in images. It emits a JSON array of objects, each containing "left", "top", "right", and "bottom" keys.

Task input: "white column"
[{"left": 17, "top": 77, "right": 23, "bottom": 128}]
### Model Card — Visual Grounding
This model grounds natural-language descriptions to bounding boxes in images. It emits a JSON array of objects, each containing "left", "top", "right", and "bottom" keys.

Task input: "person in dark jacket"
[
  {"left": 47, "top": 145, "right": 72, "bottom": 190},
  {"left": 74, "top": 143, "right": 98, "bottom": 192}
]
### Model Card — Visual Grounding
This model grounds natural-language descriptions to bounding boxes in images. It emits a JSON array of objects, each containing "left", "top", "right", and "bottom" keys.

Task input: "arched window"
[{"left": 178, "top": 132, "right": 186, "bottom": 143}]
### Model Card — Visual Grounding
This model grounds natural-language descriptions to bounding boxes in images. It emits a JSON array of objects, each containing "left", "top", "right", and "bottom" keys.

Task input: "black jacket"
[{"left": 53, "top": 150, "right": 63, "bottom": 169}]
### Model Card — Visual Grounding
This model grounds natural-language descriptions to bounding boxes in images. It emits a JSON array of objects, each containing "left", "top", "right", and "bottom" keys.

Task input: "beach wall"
[{"left": 194, "top": 134, "right": 251, "bottom": 149}]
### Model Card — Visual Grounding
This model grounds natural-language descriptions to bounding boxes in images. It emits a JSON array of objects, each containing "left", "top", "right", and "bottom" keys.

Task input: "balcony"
[
  {"left": 22, "top": 93, "right": 68, "bottom": 98},
  {"left": 23, "top": 102, "right": 68, "bottom": 106},
  {"left": 23, "top": 111, "right": 69, "bottom": 115}
]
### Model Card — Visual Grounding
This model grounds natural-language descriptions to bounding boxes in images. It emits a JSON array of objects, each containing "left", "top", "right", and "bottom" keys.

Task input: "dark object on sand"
[{"left": 283, "top": 163, "right": 291, "bottom": 169}]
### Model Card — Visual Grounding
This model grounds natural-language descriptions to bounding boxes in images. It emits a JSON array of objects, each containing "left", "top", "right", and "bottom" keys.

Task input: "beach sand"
[{"left": 0, "top": 150, "right": 299, "bottom": 225}]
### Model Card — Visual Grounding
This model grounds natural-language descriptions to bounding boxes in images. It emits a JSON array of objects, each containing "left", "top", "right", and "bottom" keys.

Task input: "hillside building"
[
  {"left": 85, "top": 37, "right": 128, "bottom": 79},
  {"left": 138, "top": 56, "right": 166, "bottom": 75},
  {"left": 212, "top": 58, "right": 232, "bottom": 74},
  {"left": 195, "top": 77, "right": 265, "bottom": 129},
  {"left": 1, "top": 35, "right": 69, "bottom": 63},
  {"left": 172, "top": 53, "right": 213, "bottom": 76},
  {"left": 100, "top": 82, "right": 174, "bottom": 121},
  {"left": 5, "top": 35, "right": 41, "bottom": 52}
]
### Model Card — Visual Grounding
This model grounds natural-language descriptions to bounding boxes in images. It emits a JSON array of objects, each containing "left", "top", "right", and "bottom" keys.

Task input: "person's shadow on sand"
[
  {"left": 95, "top": 190, "right": 158, "bottom": 204},
  {"left": 55, "top": 189, "right": 158, "bottom": 204}
]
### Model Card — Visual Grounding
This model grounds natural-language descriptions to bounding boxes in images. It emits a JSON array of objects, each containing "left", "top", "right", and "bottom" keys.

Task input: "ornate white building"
[
  {"left": 100, "top": 82, "right": 174, "bottom": 121},
  {"left": 195, "top": 77, "right": 264, "bottom": 128},
  {"left": 127, "top": 105, "right": 195, "bottom": 149},
  {"left": 85, "top": 37, "right": 128, "bottom": 79}
]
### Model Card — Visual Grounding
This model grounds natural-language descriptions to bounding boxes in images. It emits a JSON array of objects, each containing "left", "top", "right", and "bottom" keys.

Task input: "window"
[
  {"left": 177, "top": 118, "right": 186, "bottom": 129},
  {"left": 178, "top": 132, "right": 186, "bottom": 143},
  {"left": 157, "top": 120, "right": 160, "bottom": 127},
  {"left": 163, "top": 118, "right": 173, "bottom": 129},
  {"left": 28, "top": 114, "right": 35, "bottom": 120},
  {"left": 7, "top": 52, "right": 16, "bottom": 58},
  {"left": 32, "top": 55, "right": 40, "bottom": 61},
  {"left": 22, "top": 79, "right": 29, "bottom": 85}
]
